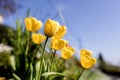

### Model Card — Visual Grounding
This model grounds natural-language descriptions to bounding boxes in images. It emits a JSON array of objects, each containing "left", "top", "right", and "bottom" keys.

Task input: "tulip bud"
[
  {"left": 61, "top": 45, "right": 75, "bottom": 60},
  {"left": 44, "top": 19, "right": 60, "bottom": 37},
  {"left": 54, "top": 26, "right": 67, "bottom": 39},
  {"left": 51, "top": 38, "right": 67, "bottom": 50},
  {"left": 32, "top": 33, "right": 46, "bottom": 44},
  {"left": 80, "top": 49, "right": 92, "bottom": 56},
  {"left": 25, "top": 17, "right": 42, "bottom": 32},
  {"left": 80, "top": 49, "right": 96, "bottom": 69}
]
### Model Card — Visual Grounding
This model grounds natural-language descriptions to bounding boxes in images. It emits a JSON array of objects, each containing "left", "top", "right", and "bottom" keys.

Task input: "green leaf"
[
  {"left": 42, "top": 72, "right": 65, "bottom": 78},
  {"left": 13, "top": 73, "right": 21, "bottom": 80},
  {"left": 10, "top": 55, "right": 16, "bottom": 70},
  {"left": 30, "top": 63, "right": 33, "bottom": 80}
]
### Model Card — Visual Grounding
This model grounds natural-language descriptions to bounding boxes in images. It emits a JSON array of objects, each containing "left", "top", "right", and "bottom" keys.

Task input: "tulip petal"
[
  {"left": 61, "top": 45, "right": 75, "bottom": 60},
  {"left": 44, "top": 19, "right": 60, "bottom": 37},
  {"left": 24, "top": 17, "right": 42, "bottom": 32},
  {"left": 32, "top": 33, "right": 46, "bottom": 44}
]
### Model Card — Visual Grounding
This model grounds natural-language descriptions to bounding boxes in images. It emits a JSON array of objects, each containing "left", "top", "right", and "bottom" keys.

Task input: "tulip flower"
[
  {"left": 80, "top": 49, "right": 96, "bottom": 69},
  {"left": 25, "top": 17, "right": 42, "bottom": 32},
  {"left": 32, "top": 33, "right": 46, "bottom": 44},
  {"left": 80, "top": 49, "right": 92, "bottom": 56},
  {"left": 54, "top": 26, "right": 67, "bottom": 39},
  {"left": 51, "top": 38, "right": 67, "bottom": 50},
  {"left": 61, "top": 45, "right": 75, "bottom": 60},
  {"left": 44, "top": 19, "right": 60, "bottom": 37}
]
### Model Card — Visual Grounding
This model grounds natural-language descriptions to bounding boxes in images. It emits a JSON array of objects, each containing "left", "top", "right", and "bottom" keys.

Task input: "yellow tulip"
[
  {"left": 32, "top": 33, "right": 46, "bottom": 44},
  {"left": 80, "top": 49, "right": 96, "bottom": 69},
  {"left": 51, "top": 38, "right": 67, "bottom": 50},
  {"left": 0, "top": 77, "right": 6, "bottom": 80},
  {"left": 44, "top": 19, "right": 60, "bottom": 37},
  {"left": 80, "top": 49, "right": 92, "bottom": 56},
  {"left": 80, "top": 55, "right": 96, "bottom": 69},
  {"left": 54, "top": 26, "right": 67, "bottom": 39},
  {"left": 25, "top": 17, "right": 42, "bottom": 32},
  {"left": 61, "top": 45, "right": 75, "bottom": 60}
]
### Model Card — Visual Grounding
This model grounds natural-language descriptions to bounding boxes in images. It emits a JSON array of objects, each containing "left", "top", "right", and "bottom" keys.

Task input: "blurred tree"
[
  {"left": 0, "top": 24, "right": 14, "bottom": 45},
  {"left": 0, "top": 0, "right": 21, "bottom": 17},
  {"left": 98, "top": 53, "right": 120, "bottom": 78},
  {"left": 0, "top": 52, "right": 13, "bottom": 79}
]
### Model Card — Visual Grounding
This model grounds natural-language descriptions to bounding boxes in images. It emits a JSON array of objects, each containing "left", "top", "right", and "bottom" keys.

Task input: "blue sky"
[{"left": 3, "top": 0, "right": 120, "bottom": 64}]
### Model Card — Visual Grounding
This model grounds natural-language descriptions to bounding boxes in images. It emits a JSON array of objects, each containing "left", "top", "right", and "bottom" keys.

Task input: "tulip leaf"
[
  {"left": 13, "top": 73, "right": 21, "bottom": 80},
  {"left": 41, "top": 72, "right": 65, "bottom": 78}
]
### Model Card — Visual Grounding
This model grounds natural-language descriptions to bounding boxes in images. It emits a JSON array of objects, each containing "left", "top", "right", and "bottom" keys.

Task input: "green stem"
[
  {"left": 38, "top": 37, "right": 49, "bottom": 80},
  {"left": 75, "top": 68, "right": 84, "bottom": 80},
  {"left": 50, "top": 50, "right": 56, "bottom": 72},
  {"left": 51, "top": 50, "right": 56, "bottom": 64},
  {"left": 59, "top": 58, "right": 65, "bottom": 71},
  {"left": 30, "top": 63, "right": 33, "bottom": 80},
  {"left": 25, "top": 40, "right": 30, "bottom": 56},
  {"left": 43, "top": 37, "right": 49, "bottom": 62},
  {"left": 49, "top": 48, "right": 52, "bottom": 53},
  {"left": 25, "top": 32, "right": 31, "bottom": 56}
]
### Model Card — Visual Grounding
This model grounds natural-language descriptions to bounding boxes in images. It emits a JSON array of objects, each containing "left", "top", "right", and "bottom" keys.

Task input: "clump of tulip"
[{"left": 2, "top": 17, "right": 96, "bottom": 80}]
